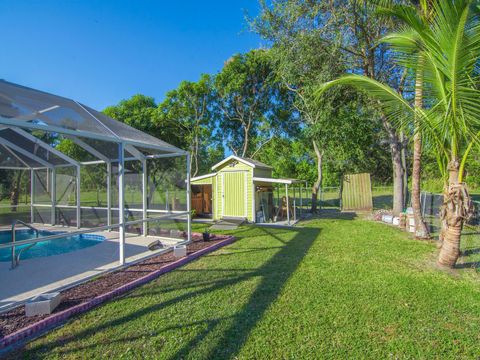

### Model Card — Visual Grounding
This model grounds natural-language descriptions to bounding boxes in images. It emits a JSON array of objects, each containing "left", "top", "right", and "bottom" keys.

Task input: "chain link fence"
[
  {"left": 313, "top": 186, "right": 479, "bottom": 269},
  {"left": 420, "top": 191, "right": 479, "bottom": 269}
]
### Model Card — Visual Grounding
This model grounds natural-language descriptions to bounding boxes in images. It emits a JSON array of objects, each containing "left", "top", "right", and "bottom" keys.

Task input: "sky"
[{"left": 0, "top": 0, "right": 263, "bottom": 109}]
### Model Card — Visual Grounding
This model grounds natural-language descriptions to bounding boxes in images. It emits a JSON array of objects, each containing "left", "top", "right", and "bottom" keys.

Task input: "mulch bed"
[{"left": 0, "top": 234, "right": 230, "bottom": 339}]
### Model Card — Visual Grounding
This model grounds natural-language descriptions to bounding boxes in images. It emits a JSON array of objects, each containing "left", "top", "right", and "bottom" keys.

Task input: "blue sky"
[{"left": 0, "top": 0, "right": 263, "bottom": 109}]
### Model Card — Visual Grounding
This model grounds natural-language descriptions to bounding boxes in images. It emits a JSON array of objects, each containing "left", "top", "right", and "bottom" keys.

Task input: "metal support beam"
[
  {"left": 293, "top": 186, "right": 296, "bottom": 222},
  {"left": 0, "top": 138, "right": 52, "bottom": 168},
  {"left": 51, "top": 168, "right": 56, "bottom": 225},
  {"left": 186, "top": 154, "right": 191, "bottom": 242},
  {"left": 142, "top": 158, "right": 147, "bottom": 236},
  {"left": 66, "top": 136, "right": 110, "bottom": 163},
  {"left": 10, "top": 127, "right": 80, "bottom": 167},
  {"left": 30, "top": 169, "right": 35, "bottom": 223},
  {"left": 107, "top": 162, "right": 112, "bottom": 229},
  {"left": 300, "top": 183, "right": 304, "bottom": 218},
  {"left": 285, "top": 184, "right": 290, "bottom": 225},
  {"left": 118, "top": 143, "right": 125, "bottom": 265},
  {"left": 79, "top": 153, "right": 187, "bottom": 166},
  {"left": 0, "top": 116, "right": 188, "bottom": 155},
  {"left": 76, "top": 165, "right": 81, "bottom": 229},
  {"left": 2, "top": 144, "right": 31, "bottom": 169},
  {"left": 125, "top": 144, "right": 146, "bottom": 160}
]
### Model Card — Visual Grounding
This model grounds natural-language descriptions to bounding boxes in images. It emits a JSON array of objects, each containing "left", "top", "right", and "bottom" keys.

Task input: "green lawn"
[{"left": 12, "top": 214, "right": 480, "bottom": 359}]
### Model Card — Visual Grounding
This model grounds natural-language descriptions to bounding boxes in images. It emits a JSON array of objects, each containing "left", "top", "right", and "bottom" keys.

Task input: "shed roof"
[
  {"left": 211, "top": 155, "right": 272, "bottom": 171},
  {"left": 191, "top": 173, "right": 216, "bottom": 182},
  {"left": 252, "top": 177, "right": 305, "bottom": 185}
]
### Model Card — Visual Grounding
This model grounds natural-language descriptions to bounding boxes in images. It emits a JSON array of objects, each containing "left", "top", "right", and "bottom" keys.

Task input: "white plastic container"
[
  {"left": 383, "top": 215, "right": 393, "bottom": 224},
  {"left": 392, "top": 217, "right": 400, "bottom": 226},
  {"left": 25, "top": 292, "right": 61, "bottom": 317},
  {"left": 173, "top": 244, "right": 187, "bottom": 258}
]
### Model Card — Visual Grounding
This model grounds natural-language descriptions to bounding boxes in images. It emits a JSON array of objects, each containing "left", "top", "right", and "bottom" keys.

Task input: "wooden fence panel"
[{"left": 342, "top": 173, "right": 373, "bottom": 211}]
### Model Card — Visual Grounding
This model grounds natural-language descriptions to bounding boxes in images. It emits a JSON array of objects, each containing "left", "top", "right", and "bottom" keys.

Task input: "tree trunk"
[
  {"left": 412, "top": 66, "right": 430, "bottom": 239},
  {"left": 437, "top": 160, "right": 471, "bottom": 267},
  {"left": 10, "top": 170, "right": 24, "bottom": 213},
  {"left": 381, "top": 115, "right": 404, "bottom": 216},
  {"left": 241, "top": 125, "right": 249, "bottom": 157},
  {"left": 193, "top": 133, "right": 199, "bottom": 177},
  {"left": 400, "top": 131, "right": 408, "bottom": 207},
  {"left": 390, "top": 135, "right": 404, "bottom": 216},
  {"left": 311, "top": 140, "right": 322, "bottom": 213}
]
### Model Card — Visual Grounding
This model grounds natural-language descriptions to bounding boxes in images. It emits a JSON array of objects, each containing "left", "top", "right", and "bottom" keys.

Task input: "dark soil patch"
[{"left": 0, "top": 235, "right": 228, "bottom": 338}]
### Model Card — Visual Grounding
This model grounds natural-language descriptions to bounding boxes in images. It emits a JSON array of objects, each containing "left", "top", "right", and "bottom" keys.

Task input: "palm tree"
[{"left": 319, "top": 0, "right": 480, "bottom": 267}]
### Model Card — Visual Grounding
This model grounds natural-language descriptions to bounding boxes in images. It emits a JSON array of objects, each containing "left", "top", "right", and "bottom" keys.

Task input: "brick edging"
[{"left": 0, "top": 235, "right": 235, "bottom": 350}]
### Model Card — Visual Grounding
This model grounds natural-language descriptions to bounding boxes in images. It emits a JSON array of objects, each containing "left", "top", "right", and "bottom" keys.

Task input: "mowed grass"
[{"left": 12, "top": 215, "right": 480, "bottom": 359}]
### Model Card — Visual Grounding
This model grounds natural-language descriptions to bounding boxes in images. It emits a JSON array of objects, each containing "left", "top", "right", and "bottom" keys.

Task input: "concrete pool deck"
[{"left": 0, "top": 225, "right": 184, "bottom": 312}]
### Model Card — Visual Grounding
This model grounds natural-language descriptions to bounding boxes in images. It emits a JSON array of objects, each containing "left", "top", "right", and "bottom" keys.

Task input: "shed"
[{"left": 190, "top": 155, "right": 306, "bottom": 224}]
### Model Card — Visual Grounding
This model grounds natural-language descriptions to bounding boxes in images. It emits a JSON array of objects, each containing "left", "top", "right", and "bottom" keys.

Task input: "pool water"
[{"left": 0, "top": 229, "right": 105, "bottom": 262}]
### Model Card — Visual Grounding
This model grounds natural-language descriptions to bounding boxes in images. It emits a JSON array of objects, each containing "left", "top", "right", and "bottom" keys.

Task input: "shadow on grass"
[
  {"left": 18, "top": 225, "right": 320, "bottom": 359},
  {"left": 461, "top": 248, "right": 480, "bottom": 256},
  {"left": 372, "top": 194, "right": 393, "bottom": 210},
  {"left": 455, "top": 261, "right": 480, "bottom": 270},
  {"left": 318, "top": 209, "right": 357, "bottom": 220},
  {"left": 174, "top": 225, "right": 319, "bottom": 360}
]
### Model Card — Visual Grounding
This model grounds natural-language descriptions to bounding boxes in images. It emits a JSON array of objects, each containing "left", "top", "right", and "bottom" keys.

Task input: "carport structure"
[{"left": 0, "top": 80, "right": 191, "bottom": 265}]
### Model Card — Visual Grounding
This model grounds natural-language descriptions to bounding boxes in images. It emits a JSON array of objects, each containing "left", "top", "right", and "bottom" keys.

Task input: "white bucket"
[
  {"left": 173, "top": 245, "right": 187, "bottom": 258},
  {"left": 383, "top": 215, "right": 393, "bottom": 224},
  {"left": 392, "top": 217, "right": 400, "bottom": 226}
]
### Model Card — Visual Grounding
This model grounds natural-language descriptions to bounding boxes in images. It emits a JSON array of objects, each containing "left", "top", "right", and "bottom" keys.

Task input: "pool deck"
[{"left": 0, "top": 225, "right": 184, "bottom": 312}]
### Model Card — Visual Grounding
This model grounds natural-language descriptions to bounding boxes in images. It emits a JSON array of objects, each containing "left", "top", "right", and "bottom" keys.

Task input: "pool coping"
[
  {"left": 0, "top": 227, "right": 183, "bottom": 311},
  {"left": 0, "top": 234, "right": 236, "bottom": 352}
]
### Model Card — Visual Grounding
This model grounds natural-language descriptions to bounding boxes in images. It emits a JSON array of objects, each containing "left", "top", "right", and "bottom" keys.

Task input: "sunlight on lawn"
[{"left": 15, "top": 217, "right": 480, "bottom": 359}]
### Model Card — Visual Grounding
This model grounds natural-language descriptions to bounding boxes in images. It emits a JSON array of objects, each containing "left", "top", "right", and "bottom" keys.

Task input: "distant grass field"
[{"left": 12, "top": 214, "right": 480, "bottom": 359}]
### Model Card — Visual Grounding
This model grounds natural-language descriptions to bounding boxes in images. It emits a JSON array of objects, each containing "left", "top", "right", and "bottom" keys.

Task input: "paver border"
[{"left": 0, "top": 235, "right": 235, "bottom": 351}]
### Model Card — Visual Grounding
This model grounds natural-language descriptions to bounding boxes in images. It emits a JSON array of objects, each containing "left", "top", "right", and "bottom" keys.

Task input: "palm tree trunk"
[
  {"left": 412, "top": 66, "right": 430, "bottom": 239},
  {"left": 437, "top": 160, "right": 470, "bottom": 267},
  {"left": 437, "top": 190, "right": 448, "bottom": 249}
]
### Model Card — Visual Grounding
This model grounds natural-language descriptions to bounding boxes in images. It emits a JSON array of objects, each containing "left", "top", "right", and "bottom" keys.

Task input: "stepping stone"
[{"left": 210, "top": 218, "right": 245, "bottom": 230}]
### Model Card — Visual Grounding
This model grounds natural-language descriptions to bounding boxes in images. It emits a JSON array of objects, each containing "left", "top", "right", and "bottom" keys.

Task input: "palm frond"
[{"left": 316, "top": 74, "right": 422, "bottom": 130}]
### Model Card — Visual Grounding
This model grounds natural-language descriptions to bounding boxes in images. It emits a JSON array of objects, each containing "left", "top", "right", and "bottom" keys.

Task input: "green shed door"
[{"left": 222, "top": 171, "right": 247, "bottom": 218}]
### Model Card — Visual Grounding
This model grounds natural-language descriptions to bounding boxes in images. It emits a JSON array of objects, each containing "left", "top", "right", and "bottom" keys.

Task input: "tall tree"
[
  {"left": 215, "top": 49, "right": 295, "bottom": 158},
  {"left": 158, "top": 74, "right": 220, "bottom": 177},
  {"left": 253, "top": 0, "right": 408, "bottom": 215},
  {"left": 374, "top": 0, "right": 433, "bottom": 238},
  {"left": 269, "top": 32, "right": 388, "bottom": 212},
  {"left": 104, "top": 94, "right": 159, "bottom": 136},
  {"left": 319, "top": 0, "right": 480, "bottom": 267},
  {"left": 103, "top": 94, "right": 187, "bottom": 204}
]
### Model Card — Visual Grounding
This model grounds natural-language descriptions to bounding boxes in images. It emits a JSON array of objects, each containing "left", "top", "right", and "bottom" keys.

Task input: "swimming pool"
[{"left": 0, "top": 229, "right": 105, "bottom": 262}]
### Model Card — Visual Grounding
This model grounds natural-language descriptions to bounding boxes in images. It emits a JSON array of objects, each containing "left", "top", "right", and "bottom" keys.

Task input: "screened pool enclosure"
[{"left": 0, "top": 80, "right": 191, "bottom": 266}]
